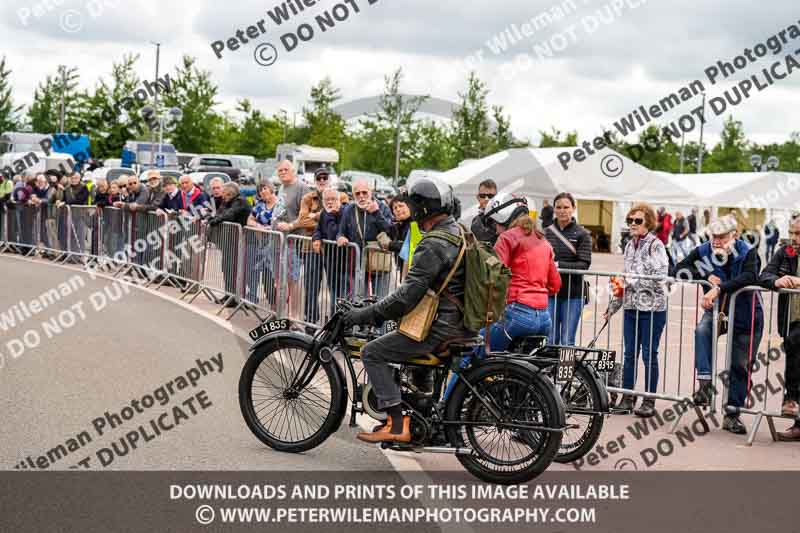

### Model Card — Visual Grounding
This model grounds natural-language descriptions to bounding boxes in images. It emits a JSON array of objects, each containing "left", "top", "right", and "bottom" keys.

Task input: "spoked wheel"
[
  {"left": 445, "top": 362, "right": 565, "bottom": 485},
  {"left": 554, "top": 364, "right": 605, "bottom": 463},
  {"left": 239, "top": 337, "right": 346, "bottom": 453}
]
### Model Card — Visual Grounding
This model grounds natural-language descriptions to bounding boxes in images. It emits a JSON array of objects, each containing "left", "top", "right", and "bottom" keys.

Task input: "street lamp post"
[
  {"left": 150, "top": 42, "right": 161, "bottom": 168},
  {"left": 697, "top": 92, "right": 706, "bottom": 174},
  {"left": 394, "top": 95, "right": 403, "bottom": 186}
]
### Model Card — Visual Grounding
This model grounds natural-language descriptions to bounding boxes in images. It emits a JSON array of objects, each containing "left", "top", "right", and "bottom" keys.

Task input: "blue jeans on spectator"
[
  {"left": 444, "top": 302, "right": 551, "bottom": 399},
  {"left": 622, "top": 309, "right": 667, "bottom": 393},
  {"left": 694, "top": 310, "right": 763, "bottom": 408},
  {"left": 547, "top": 297, "right": 583, "bottom": 346}
]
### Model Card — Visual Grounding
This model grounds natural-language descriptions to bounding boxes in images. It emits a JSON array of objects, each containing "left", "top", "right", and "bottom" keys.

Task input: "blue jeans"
[
  {"left": 695, "top": 310, "right": 763, "bottom": 408},
  {"left": 444, "top": 302, "right": 551, "bottom": 399},
  {"left": 622, "top": 309, "right": 667, "bottom": 393},
  {"left": 547, "top": 297, "right": 583, "bottom": 346}
]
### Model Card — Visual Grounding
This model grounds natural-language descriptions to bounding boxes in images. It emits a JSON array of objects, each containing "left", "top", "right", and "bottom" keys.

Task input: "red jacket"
[
  {"left": 494, "top": 226, "right": 561, "bottom": 310},
  {"left": 656, "top": 213, "right": 672, "bottom": 244}
]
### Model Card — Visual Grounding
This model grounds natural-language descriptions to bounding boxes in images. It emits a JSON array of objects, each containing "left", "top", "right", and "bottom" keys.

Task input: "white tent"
[
  {"left": 439, "top": 147, "right": 800, "bottom": 253},
  {"left": 443, "top": 149, "right": 562, "bottom": 222}
]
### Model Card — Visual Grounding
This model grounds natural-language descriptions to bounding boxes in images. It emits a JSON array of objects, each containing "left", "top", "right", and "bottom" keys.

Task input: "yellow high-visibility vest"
[{"left": 407, "top": 222, "right": 423, "bottom": 268}]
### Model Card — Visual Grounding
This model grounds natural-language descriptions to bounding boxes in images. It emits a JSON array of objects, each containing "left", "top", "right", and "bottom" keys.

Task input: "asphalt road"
[{"left": 0, "top": 256, "right": 395, "bottom": 472}]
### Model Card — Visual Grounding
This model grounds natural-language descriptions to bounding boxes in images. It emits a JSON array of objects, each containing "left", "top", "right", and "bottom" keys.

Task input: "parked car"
[
  {"left": 188, "top": 171, "right": 230, "bottom": 191},
  {"left": 187, "top": 155, "right": 241, "bottom": 182},
  {"left": 231, "top": 155, "right": 256, "bottom": 181},
  {"left": 177, "top": 152, "right": 198, "bottom": 171},
  {"left": 139, "top": 169, "right": 182, "bottom": 183},
  {"left": 340, "top": 170, "right": 396, "bottom": 199}
]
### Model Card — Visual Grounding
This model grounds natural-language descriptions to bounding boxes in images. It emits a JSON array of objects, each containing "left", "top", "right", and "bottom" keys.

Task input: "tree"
[
  {"left": 0, "top": 56, "right": 22, "bottom": 132},
  {"left": 303, "top": 77, "right": 346, "bottom": 154},
  {"left": 75, "top": 55, "right": 147, "bottom": 159},
  {"left": 538, "top": 127, "right": 578, "bottom": 147},
  {"left": 28, "top": 66, "right": 82, "bottom": 133},
  {"left": 349, "top": 68, "right": 427, "bottom": 179},
  {"left": 451, "top": 71, "right": 493, "bottom": 162},
  {"left": 704, "top": 116, "right": 749, "bottom": 172},
  {"left": 491, "top": 105, "right": 523, "bottom": 151},
  {"left": 234, "top": 99, "right": 283, "bottom": 159},
  {"left": 161, "top": 56, "right": 220, "bottom": 153}
]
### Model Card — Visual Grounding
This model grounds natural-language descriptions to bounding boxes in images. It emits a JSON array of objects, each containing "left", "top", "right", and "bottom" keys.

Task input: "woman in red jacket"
[
  {"left": 485, "top": 194, "right": 561, "bottom": 351},
  {"left": 444, "top": 194, "right": 561, "bottom": 398}
]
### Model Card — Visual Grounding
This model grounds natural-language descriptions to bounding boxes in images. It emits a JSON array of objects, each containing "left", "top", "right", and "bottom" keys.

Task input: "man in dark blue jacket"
[
  {"left": 336, "top": 180, "right": 392, "bottom": 298},
  {"left": 672, "top": 215, "right": 763, "bottom": 435},
  {"left": 313, "top": 188, "right": 350, "bottom": 320}
]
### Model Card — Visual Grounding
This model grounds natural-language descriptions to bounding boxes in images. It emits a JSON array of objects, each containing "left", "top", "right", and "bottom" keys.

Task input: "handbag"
[
  {"left": 716, "top": 293, "right": 729, "bottom": 337},
  {"left": 355, "top": 209, "right": 392, "bottom": 273},
  {"left": 399, "top": 226, "right": 467, "bottom": 342},
  {"left": 545, "top": 225, "right": 591, "bottom": 304}
]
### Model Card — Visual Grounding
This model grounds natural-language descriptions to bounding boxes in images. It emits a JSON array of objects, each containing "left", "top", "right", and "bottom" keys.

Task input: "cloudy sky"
[{"left": 2, "top": 0, "right": 799, "bottom": 150}]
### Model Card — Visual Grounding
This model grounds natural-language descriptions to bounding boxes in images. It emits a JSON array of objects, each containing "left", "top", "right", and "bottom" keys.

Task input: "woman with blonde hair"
[{"left": 606, "top": 202, "right": 669, "bottom": 417}]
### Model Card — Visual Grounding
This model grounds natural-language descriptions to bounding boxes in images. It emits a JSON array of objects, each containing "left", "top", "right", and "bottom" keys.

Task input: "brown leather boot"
[
  {"left": 777, "top": 425, "right": 800, "bottom": 442},
  {"left": 357, "top": 416, "right": 411, "bottom": 443},
  {"left": 781, "top": 400, "right": 799, "bottom": 417}
]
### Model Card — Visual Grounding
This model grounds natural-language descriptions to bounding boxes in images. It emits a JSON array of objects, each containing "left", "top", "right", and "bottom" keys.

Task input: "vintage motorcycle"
[{"left": 239, "top": 300, "right": 567, "bottom": 485}]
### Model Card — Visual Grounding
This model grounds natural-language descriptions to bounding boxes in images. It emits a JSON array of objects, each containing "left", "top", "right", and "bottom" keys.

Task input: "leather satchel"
[{"left": 399, "top": 227, "right": 467, "bottom": 342}]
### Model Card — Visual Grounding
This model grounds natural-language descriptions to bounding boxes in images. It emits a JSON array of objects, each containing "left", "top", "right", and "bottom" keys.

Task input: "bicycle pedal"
[{"left": 609, "top": 407, "right": 633, "bottom": 415}]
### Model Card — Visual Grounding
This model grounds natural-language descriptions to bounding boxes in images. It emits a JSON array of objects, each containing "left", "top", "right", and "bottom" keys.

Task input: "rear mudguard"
[
  {"left": 462, "top": 357, "right": 567, "bottom": 426},
  {"left": 247, "top": 330, "right": 349, "bottom": 433}
]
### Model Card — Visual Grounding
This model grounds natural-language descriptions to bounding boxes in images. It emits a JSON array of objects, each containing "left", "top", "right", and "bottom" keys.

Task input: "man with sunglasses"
[
  {"left": 760, "top": 217, "right": 800, "bottom": 440},
  {"left": 114, "top": 174, "right": 148, "bottom": 210},
  {"left": 470, "top": 178, "right": 498, "bottom": 243},
  {"left": 337, "top": 179, "right": 392, "bottom": 299},
  {"left": 671, "top": 215, "right": 764, "bottom": 435}
]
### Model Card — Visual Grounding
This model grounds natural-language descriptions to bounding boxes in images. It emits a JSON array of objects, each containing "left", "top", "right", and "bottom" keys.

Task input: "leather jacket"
[{"left": 372, "top": 215, "right": 466, "bottom": 321}]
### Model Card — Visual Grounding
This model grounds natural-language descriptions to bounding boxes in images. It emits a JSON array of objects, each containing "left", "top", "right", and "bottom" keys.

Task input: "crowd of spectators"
[{"left": 4, "top": 165, "right": 800, "bottom": 440}]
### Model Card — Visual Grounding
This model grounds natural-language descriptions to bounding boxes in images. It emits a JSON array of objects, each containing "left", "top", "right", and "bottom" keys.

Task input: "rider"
[{"left": 342, "top": 176, "right": 473, "bottom": 444}]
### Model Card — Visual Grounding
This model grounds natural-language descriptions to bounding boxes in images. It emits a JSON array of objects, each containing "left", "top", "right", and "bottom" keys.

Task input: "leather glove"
[{"left": 342, "top": 306, "right": 376, "bottom": 327}]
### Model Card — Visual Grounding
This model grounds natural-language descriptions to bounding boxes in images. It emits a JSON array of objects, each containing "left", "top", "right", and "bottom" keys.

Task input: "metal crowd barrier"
[
  {"left": 126, "top": 210, "right": 168, "bottom": 274},
  {"left": 163, "top": 213, "right": 206, "bottom": 286},
  {"left": 723, "top": 286, "right": 794, "bottom": 445},
  {"left": 100, "top": 207, "right": 127, "bottom": 260},
  {"left": 6, "top": 203, "right": 39, "bottom": 255},
  {"left": 201, "top": 221, "right": 244, "bottom": 307},
  {"left": 241, "top": 227, "right": 284, "bottom": 317},
  {"left": 285, "top": 234, "right": 361, "bottom": 328},
  {"left": 68, "top": 205, "right": 101, "bottom": 257},
  {"left": 556, "top": 268, "right": 717, "bottom": 431}
]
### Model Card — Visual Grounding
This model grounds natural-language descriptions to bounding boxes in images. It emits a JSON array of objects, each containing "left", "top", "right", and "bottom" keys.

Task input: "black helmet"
[{"left": 406, "top": 176, "right": 454, "bottom": 223}]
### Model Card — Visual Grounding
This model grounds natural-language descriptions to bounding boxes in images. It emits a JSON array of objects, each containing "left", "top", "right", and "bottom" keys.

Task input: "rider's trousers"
[{"left": 362, "top": 309, "right": 471, "bottom": 410}]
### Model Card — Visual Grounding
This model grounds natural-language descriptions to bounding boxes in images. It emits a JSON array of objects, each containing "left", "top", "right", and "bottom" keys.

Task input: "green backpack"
[{"left": 423, "top": 224, "right": 511, "bottom": 332}]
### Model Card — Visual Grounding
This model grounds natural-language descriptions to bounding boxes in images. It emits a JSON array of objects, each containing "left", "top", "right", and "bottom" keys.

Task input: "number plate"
[
  {"left": 249, "top": 319, "right": 290, "bottom": 342},
  {"left": 556, "top": 348, "right": 576, "bottom": 383},
  {"left": 594, "top": 350, "right": 616, "bottom": 372}
]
